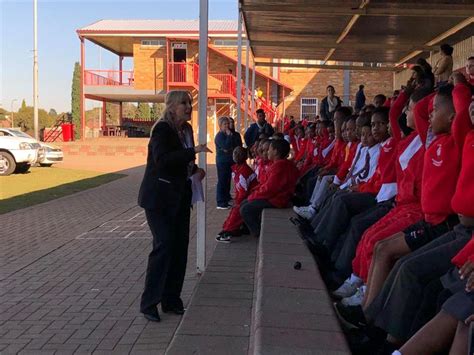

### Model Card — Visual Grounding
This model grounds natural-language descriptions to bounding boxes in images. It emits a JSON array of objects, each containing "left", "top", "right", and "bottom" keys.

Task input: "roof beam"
[
  {"left": 255, "top": 61, "right": 397, "bottom": 71},
  {"left": 250, "top": 40, "right": 433, "bottom": 51},
  {"left": 395, "top": 17, "right": 474, "bottom": 66},
  {"left": 323, "top": 0, "right": 369, "bottom": 63},
  {"left": 241, "top": 4, "right": 474, "bottom": 18}
]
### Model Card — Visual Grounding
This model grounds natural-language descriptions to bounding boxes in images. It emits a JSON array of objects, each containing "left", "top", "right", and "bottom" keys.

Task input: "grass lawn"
[{"left": 0, "top": 166, "right": 126, "bottom": 214}]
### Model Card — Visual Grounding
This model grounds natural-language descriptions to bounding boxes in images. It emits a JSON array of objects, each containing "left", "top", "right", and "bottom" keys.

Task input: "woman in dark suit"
[{"left": 138, "top": 90, "right": 211, "bottom": 322}]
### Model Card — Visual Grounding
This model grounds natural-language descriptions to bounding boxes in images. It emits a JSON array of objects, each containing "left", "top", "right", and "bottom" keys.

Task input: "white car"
[
  {"left": 39, "top": 143, "right": 63, "bottom": 167},
  {"left": 0, "top": 128, "right": 44, "bottom": 175}
]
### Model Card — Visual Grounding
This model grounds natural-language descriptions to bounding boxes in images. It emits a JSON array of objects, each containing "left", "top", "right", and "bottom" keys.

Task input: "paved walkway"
[{"left": 0, "top": 165, "right": 226, "bottom": 354}]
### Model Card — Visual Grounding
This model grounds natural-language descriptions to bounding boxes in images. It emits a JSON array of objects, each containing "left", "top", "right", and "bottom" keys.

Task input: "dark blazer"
[
  {"left": 244, "top": 122, "right": 274, "bottom": 148},
  {"left": 320, "top": 96, "right": 342, "bottom": 121},
  {"left": 138, "top": 121, "right": 196, "bottom": 211}
]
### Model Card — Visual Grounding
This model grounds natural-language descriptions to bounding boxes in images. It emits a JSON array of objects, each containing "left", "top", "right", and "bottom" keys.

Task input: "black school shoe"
[
  {"left": 161, "top": 298, "right": 185, "bottom": 315},
  {"left": 334, "top": 302, "right": 368, "bottom": 330},
  {"left": 141, "top": 306, "right": 161, "bottom": 322}
]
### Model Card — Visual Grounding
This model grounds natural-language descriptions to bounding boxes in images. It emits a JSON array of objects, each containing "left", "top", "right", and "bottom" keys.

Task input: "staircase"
[
  {"left": 43, "top": 113, "right": 72, "bottom": 143},
  {"left": 167, "top": 46, "right": 279, "bottom": 124}
]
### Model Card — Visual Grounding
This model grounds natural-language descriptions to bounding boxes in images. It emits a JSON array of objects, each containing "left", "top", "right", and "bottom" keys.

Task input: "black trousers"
[
  {"left": 329, "top": 200, "right": 393, "bottom": 286},
  {"left": 312, "top": 191, "right": 377, "bottom": 250},
  {"left": 240, "top": 199, "right": 274, "bottom": 237},
  {"left": 140, "top": 187, "right": 192, "bottom": 312},
  {"left": 366, "top": 224, "right": 473, "bottom": 341},
  {"left": 216, "top": 161, "right": 233, "bottom": 207}
]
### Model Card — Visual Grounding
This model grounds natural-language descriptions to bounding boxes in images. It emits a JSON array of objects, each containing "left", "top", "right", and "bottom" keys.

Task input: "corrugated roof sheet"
[{"left": 79, "top": 19, "right": 237, "bottom": 33}]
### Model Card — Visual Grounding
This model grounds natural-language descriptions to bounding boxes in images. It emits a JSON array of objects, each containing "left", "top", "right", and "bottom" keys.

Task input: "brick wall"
[
  {"left": 133, "top": 40, "right": 166, "bottom": 91},
  {"left": 278, "top": 68, "right": 393, "bottom": 119}
]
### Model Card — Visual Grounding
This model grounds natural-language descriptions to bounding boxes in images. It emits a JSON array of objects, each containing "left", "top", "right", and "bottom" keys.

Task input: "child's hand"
[
  {"left": 465, "top": 314, "right": 474, "bottom": 325},
  {"left": 460, "top": 260, "right": 474, "bottom": 280}
]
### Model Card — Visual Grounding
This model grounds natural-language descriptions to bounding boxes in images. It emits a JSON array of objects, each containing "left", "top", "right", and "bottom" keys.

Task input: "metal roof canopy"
[{"left": 240, "top": 0, "right": 474, "bottom": 70}]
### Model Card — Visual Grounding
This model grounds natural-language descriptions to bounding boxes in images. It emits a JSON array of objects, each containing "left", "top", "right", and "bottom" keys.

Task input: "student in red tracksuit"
[
  {"left": 255, "top": 139, "right": 272, "bottom": 184},
  {"left": 240, "top": 139, "right": 299, "bottom": 238},
  {"left": 358, "top": 79, "right": 472, "bottom": 308},
  {"left": 216, "top": 147, "right": 258, "bottom": 243},
  {"left": 290, "top": 125, "right": 306, "bottom": 161},
  {"left": 332, "top": 88, "right": 429, "bottom": 306},
  {"left": 296, "top": 123, "right": 317, "bottom": 170}
]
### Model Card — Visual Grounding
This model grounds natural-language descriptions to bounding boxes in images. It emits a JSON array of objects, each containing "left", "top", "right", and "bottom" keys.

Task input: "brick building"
[{"left": 76, "top": 19, "right": 454, "bottom": 140}]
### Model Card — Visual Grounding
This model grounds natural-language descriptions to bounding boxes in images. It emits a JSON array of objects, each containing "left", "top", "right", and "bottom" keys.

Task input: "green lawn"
[{"left": 0, "top": 167, "right": 126, "bottom": 214}]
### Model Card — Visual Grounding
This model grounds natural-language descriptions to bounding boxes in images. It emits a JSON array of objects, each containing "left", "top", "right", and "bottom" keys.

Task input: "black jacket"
[
  {"left": 138, "top": 121, "right": 196, "bottom": 211},
  {"left": 320, "top": 96, "right": 342, "bottom": 121}
]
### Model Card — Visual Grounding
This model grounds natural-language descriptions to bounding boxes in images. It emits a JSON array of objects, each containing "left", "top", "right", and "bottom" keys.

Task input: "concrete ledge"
[{"left": 251, "top": 209, "right": 350, "bottom": 355}]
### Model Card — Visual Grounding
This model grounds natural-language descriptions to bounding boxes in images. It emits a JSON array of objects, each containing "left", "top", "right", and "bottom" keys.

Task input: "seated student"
[
  {"left": 295, "top": 107, "right": 351, "bottom": 198},
  {"left": 255, "top": 139, "right": 271, "bottom": 184},
  {"left": 295, "top": 123, "right": 317, "bottom": 170},
  {"left": 303, "top": 106, "right": 396, "bottom": 260},
  {"left": 293, "top": 115, "right": 359, "bottom": 219},
  {"left": 296, "top": 112, "right": 383, "bottom": 220},
  {"left": 355, "top": 92, "right": 474, "bottom": 354},
  {"left": 240, "top": 139, "right": 299, "bottom": 238},
  {"left": 373, "top": 94, "right": 387, "bottom": 108},
  {"left": 216, "top": 147, "right": 257, "bottom": 243},
  {"left": 359, "top": 76, "right": 472, "bottom": 308},
  {"left": 332, "top": 90, "right": 430, "bottom": 304},
  {"left": 394, "top": 239, "right": 474, "bottom": 355},
  {"left": 290, "top": 124, "right": 306, "bottom": 161}
]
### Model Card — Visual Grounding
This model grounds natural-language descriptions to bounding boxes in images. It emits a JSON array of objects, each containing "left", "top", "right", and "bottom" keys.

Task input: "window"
[
  {"left": 214, "top": 39, "right": 248, "bottom": 47},
  {"left": 301, "top": 98, "right": 319, "bottom": 119},
  {"left": 141, "top": 39, "right": 165, "bottom": 47}
]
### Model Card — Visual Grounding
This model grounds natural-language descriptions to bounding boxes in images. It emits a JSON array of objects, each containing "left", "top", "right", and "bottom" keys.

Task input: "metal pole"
[
  {"left": 33, "top": 0, "right": 39, "bottom": 140},
  {"left": 244, "top": 40, "right": 250, "bottom": 130},
  {"left": 197, "top": 0, "right": 208, "bottom": 274},
  {"left": 236, "top": 11, "right": 243, "bottom": 133},
  {"left": 250, "top": 61, "right": 256, "bottom": 125},
  {"left": 11, "top": 99, "right": 17, "bottom": 128}
]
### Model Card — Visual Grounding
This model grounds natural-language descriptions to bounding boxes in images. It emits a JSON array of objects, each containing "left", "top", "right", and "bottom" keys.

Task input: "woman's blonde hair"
[
  {"left": 218, "top": 116, "right": 230, "bottom": 128},
  {"left": 151, "top": 90, "right": 192, "bottom": 134}
]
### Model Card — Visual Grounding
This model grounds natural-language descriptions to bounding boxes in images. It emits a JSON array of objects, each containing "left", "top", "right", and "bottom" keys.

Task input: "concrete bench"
[{"left": 250, "top": 208, "right": 350, "bottom": 355}]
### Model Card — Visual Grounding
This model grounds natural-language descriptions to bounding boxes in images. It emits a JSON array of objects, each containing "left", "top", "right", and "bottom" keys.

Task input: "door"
[{"left": 172, "top": 43, "right": 187, "bottom": 82}]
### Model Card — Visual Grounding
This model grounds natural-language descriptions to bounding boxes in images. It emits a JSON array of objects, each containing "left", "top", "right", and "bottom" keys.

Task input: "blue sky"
[{"left": 0, "top": 0, "right": 237, "bottom": 113}]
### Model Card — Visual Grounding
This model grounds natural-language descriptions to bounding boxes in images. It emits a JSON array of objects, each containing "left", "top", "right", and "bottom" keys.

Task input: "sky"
[{"left": 0, "top": 0, "right": 237, "bottom": 113}]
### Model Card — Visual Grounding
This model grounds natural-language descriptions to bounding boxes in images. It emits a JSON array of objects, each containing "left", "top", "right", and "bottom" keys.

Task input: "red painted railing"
[
  {"left": 84, "top": 70, "right": 134, "bottom": 86},
  {"left": 209, "top": 73, "right": 236, "bottom": 96}
]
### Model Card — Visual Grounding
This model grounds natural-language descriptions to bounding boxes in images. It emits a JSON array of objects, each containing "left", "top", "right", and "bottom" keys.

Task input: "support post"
[
  {"left": 197, "top": 0, "right": 208, "bottom": 274},
  {"left": 250, "top": 61, "right": 256, "bottom": 124},
  {"left": 343, "top": 69, "right": 350, "bottom": 106},
  {"left": 119, "top": 102, "right": 123, "bottom": 126},
  {"left": 119, "top": 56, "right": 123, "bottom": 84},
  {"left": 244, "top": 39, "right": 250, "bottom": 130},
  {"left": 80, "top": 37, "right": 85, "bottom": 139},
  {"left": 282, "top": 88, "right": 285, "bottom": 131},
  {"left": 33, "top": 0, "right": 39, "bottom": 140},
  {"left": 102, "top": 100, "right": 106, "bottom": 131},
  {"left": 266, "top": 78, "right": 270, "bottom": 104},
  {"left": 236, "top": 10, "right": 243, "bottom": 133}
]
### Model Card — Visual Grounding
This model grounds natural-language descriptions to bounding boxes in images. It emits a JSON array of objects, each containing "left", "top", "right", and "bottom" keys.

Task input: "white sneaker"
[
  {"left": 293, "top": 205, "right": 315, "bottom": 220},
  {"left": 341, "top": 286, "right": 366, "bottom": 307},
  {"left": 332, "top": 278, "right": 362, "bottom": 299}
]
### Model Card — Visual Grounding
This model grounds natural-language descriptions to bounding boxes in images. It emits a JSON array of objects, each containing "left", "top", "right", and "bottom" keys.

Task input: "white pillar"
[
  {"left": 250, "top": 61, "right": 256, "bottom": 126},
  {"left": 236, "top": 11, "right": 243, "bottom": 133},
  {"left": 244, "top": 39, "right": 250, "bottom": 130},
  {"left": 33, "top": 0, "right": 39, "bottom": 140},
  {"left": 197, "top": 0, "right": 208, "bottom": 274}
]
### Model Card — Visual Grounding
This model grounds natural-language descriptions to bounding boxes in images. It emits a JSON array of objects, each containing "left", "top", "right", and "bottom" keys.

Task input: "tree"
[
  {"left": 122, "top": 103, "right": 137, "bottom": 119},
  {"left": 151, "top": 103, "right": 165, "bottom": 120},
  {"left": 14, "top": 106, "right": 54, "bottom": 132},
  {"left": 48, "top": 108, "right": 58, "bottom": 117},
  {"left": 21, "top": 99, "right": 27, "bottom": 111},
  {"left": 71, "top": 62, "right": 81, "bottom": 139},
  {"left": 106, "top": 102, "right": 120, "bottom": 125},
  {"left": 137, "top": 102, "right": 150, "bottom": 120}
]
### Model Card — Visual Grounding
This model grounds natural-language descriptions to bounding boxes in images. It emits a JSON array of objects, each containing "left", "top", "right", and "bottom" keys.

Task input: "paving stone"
[{"left": 167, "top": 334, "right": 248, "bottom": 355}]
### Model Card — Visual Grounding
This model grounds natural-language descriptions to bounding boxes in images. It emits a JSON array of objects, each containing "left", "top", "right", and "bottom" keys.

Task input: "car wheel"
[
  {"left": 0, "top": 152, "right": 16, "bottom": 176},
  {"left": 15, "top": 163, "right": 31, "bottom": 174},
  {"left": 39, "top": 163, "right": 53, "bottom": 167}
]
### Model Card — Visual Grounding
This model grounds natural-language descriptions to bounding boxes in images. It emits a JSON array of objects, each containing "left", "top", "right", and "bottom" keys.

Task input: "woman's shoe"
[
  {"left": 161, "top": 299, "right": 185, "bottom": 315},
  {"left": 141, "top": 306, "right": 161, "bottom": 322}
]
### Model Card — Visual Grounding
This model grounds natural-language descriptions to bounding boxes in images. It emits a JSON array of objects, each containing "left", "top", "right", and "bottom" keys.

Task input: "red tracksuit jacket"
[
  {"left": 451, "top": 130, "right": 474, "bottom": 218},
  {"left": 417, "top": 83, "right": 472, "bottom": 225},
  {"left": 323, "top": 138, "right": 346, "bottom": 172},
  {"left": 248, "top": 159, "right": 299, "bottom": 208},
  {"left": 334, "top": 141, "right": 360, "bottom": 183},
  {"left": 232, "top": 163, "right": 258, "bottom": 204}
]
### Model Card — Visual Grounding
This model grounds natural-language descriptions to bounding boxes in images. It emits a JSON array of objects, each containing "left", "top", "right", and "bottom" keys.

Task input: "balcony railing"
[
  {"left": 168, "top": 62, "right": 199, "bottom": 86},
  {"left": 84, "top": 70, "right": 134, "bottom": 86}
]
